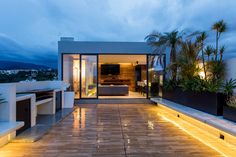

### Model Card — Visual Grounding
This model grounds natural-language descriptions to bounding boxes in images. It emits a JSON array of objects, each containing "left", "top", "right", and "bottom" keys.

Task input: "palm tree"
[
  {"left": 145, "top": 30, "right": 183, "bottom": 81},
  {"left": 196, "top": 32, "right": 208, "bottom": 80},
  {"left": 212, "top": 20, "right": 227, "bottom": 61},
  {"left": 204, "top": 45, "right": 214, "bottom": 61},
  {"left": 177, "top": 40, "right": 201, "bottom": 80},
  {"left": 219, "top": 45, "right": 225, "bottom": 62}
]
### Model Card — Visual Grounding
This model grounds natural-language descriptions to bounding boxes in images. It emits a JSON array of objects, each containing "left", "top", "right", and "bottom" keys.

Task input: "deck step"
[{"left": 76, "top": 98, "right": 154, "bottom": 104}]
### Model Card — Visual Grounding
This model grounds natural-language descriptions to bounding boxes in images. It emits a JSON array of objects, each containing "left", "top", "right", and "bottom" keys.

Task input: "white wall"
[
  {"left": 16, "top": 81, "right": 68, "bottom": 92},
  {"left": 62, "top": 56, "right": 73, "bottom": 85},
  {"left": 225, "top": 58, "right": 236, "bottom": 93},
  {"left": 0, "top": 84, "right": 16, "bottom": 122},
  {"left": 226, "top": 58, "right": 236, "bottom": 80}
]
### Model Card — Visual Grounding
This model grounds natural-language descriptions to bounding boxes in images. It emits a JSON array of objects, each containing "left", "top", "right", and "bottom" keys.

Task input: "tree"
[
  {"left": 196, "top": 32, "right": 208, "bottom": 80},
  {"left": 177, "top": 40, "right": 201, "bottom": 80},
  {"left": 204, "top": 45, "right": 214, "bottom": 62},
  {"left": 145, "top": 30, "right": 183, "bottom": 81},
  {"left": 212, "top": 20, "right": 227, "bottom": 61},
  {"left": 219, "top": 45, "right": 225, "bottom": 62}
]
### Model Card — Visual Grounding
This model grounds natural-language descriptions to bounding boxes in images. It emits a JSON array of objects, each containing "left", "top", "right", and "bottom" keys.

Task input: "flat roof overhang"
[{"left": 58, "top": 41, "right": 158, "bottom": 55}]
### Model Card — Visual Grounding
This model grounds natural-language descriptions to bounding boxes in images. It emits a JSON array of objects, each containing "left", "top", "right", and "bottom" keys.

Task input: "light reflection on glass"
[{"left": 73, "top": 108, "right": 86, "bottom": 130}]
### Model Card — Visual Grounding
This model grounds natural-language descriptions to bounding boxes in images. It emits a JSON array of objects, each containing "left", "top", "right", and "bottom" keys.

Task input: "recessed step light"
[{"left": 220, "top": 134, "right": 225, "bottom": 140}]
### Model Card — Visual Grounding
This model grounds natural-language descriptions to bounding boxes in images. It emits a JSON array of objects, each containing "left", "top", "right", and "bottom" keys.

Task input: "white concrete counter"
[{"left": 16, "top": 93, "right": 36, "bottom": 127}]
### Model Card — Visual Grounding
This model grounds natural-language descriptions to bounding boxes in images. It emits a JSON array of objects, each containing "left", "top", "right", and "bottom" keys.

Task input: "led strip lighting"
[{"left": 157, "top": 104, "right": 236, "bottom": 156}]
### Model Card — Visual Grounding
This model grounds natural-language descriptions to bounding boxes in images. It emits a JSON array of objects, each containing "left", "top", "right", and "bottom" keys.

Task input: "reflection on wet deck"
[{"left": 0, "top": 104, "right": 221, "bottom": 157}]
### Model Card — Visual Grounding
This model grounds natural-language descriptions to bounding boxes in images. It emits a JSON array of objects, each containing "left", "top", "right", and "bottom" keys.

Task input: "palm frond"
[
  {"left": 204, "top": 45, "right": 215, "bottom": 57},
  {"left": 219, "top": 45, "right": 225, "bottom": 61},
  {"left": 187, "top": 31, "right": 201, "bottom": 40},
  {"left": 145, "top": 31, "right": 162, "bottom": 41},
  {"left": 212, "top": 20, "right": 227, "bottom": 33},
  {"left": 223, "top": 79, "right": 236, "bottom": 95}
]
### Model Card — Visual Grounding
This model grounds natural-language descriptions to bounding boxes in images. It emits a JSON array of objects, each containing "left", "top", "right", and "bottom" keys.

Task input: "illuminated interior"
[
  {"left": 98, "top": 55, "right": 147, "bottom": 98},
  {"left": 63, "top": 54, "right": 164, "bottom": 99},
  {"left": 73, "top": 59, "right": 80, "bottom": 98},
  {"left": 63, "top": 55, "right": 80, "bottom": 99},
  {"left": 148, "top": 55, "right": 164, "bottom": 97},
  {"left": 81, "top": 55, "right": 97, "bottom": 98}
]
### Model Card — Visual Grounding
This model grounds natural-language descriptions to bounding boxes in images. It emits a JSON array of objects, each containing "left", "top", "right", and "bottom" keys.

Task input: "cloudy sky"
[{"left": 0, "top": 0, "right": 236, "bottom": 68}]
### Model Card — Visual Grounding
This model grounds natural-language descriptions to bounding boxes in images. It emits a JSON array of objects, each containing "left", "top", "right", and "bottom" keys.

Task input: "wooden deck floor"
[{"left": 0, "top": 104, "right": 222, "bottom": 157}]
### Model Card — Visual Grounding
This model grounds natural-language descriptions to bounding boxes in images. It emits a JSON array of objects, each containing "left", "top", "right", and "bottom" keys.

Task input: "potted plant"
[
  {"left": 162, "top": 38, "right": 227, "bottom": 115},
  {"left": 223, "top": 79, "right": 236, "bottom": 122},
  {"left": 63, "top": 83, "right": 75, "bottom": 108},
  {"left": 149, "top": 20, "right": 233, "bottom": 116},
  {"left": 163, "top": 77, "right": 227, "bottom": 115}
]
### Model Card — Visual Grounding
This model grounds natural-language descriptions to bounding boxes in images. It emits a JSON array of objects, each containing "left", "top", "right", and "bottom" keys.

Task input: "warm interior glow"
[
  {"left": 99, "top": 55, "right": 146, "bottom": 64},
  {"left": 99, "top": 63, "right": 132, "bottom": 65},
  {"left": 73, "top": 60, "right": 80, "bottom": 82},
  {"left": 82, "top": 60, "right": 86, "bottom": 80},
  {"left": 73, "top": 60, "right": 80, "bottom": 94}
]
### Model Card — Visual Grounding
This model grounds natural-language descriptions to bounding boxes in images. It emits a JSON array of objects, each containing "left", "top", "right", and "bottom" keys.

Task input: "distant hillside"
[
  {"left": 0, "top": 60, "right": 51, "bottom": 70},
  {"left": 0, "top": 35, "right": 58, "bottom": 68}
]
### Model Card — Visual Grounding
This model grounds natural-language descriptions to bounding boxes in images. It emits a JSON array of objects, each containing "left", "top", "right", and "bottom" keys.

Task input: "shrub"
[
  {"left": 163, "top": 79, "right": 178, "bottom": 91},
  {"left": 227, "top": 96, "right": 236, "bottom": 108},
  {"left": 179, "top": 77, "right": 204, "bottom": 92},
  {"left": 207, "top": 60, "right": 225, "bottom": 81},
  {"left": 204, "top": 80, "right": 222, "bottom": 93},
  {"left": 223, "top": 79, "right": 236, "bottom": 95}
]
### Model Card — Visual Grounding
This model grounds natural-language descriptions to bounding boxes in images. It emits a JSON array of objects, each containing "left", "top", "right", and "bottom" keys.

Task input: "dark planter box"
[
  {"left": 162, "top": 87, "right": 183, "bottom": 104},
  {"left": 223, "top": 106, "right": 236, "bottom": 122},
  {"left": 162, "top": 87, "right": 227, "bottom": 116}
]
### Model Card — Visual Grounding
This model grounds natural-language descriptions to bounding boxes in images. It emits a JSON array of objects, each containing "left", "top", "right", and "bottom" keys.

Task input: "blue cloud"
[{"left": 0, "top": 0, "right": 235, "bottom": 67}]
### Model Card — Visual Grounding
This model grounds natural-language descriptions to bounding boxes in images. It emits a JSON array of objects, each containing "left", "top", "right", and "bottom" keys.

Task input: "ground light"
[
  {"left": 197, "top": 62, "right": 206, "bottom": 79},
  {"left": 156, "top": 103, "right": 236, "bottom": 156}
]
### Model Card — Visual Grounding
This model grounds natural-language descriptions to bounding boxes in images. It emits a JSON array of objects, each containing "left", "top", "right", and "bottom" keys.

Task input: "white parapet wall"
[
  {"left": 0, "top": 84, "right": 16, "bottom": 122},
  {"left": 0, "top": 83, "right": 24, "bottom": 147},
  {"left": 16, "top": 94, "right": 36, "bottom": 127}
]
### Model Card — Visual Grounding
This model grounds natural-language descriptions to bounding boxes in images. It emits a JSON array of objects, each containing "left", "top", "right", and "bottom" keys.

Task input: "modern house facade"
[{"left": 58, "top": 37, "right": 166, "bottom": 99}]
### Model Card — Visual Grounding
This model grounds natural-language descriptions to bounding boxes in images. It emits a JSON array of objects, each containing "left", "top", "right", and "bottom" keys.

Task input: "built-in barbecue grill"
[
  {"left": 18, "top": 89, "right": 53, "bottom": 102},
  {"left": 34, "top": 90, "right": 53, "bottom": 102}
]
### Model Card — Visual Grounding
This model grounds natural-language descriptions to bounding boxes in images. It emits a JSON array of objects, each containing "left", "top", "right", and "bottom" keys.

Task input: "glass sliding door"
[
  {"left": 81, "top": 55, "right": 98, "bottom": 98},
  {"left": 63, "top": 55, "right": 80, "bottom": 99},
  {"left": 148, "top": 55, "right": 164, "bottom": 98}
]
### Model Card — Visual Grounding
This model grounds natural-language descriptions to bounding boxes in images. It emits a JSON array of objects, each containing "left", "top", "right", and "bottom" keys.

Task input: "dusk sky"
[{"left": 0, "top": 0, "right": 236, "bottom": 68}]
